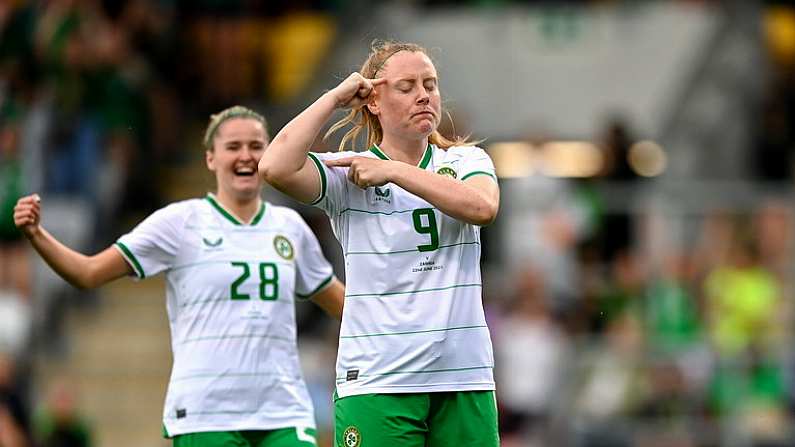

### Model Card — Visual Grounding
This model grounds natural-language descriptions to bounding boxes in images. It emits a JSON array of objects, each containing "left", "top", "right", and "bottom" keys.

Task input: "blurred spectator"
[
  {"left": 589, "top": 118, "right": 641, "bottom": 264},
  {"left": 501, "top": 169, "right": 593, "bottom": 315},
  {"left": 0, "top": 352, "right": 32, "bottom": 447},
  {"left": 34, "top": 379, "right": 93, "bottom": 447},
  {"left": 574, "top": 311, "right": 645, "bottom": 446},
  {"left": 0, "top": 102, "right": 33, "bottom": 359},
  {"left": 495, "top": 265, "right": 570, "bottom": 446},
  {"left": 703, "top": 233, "right": 781, "bottom": 357}
]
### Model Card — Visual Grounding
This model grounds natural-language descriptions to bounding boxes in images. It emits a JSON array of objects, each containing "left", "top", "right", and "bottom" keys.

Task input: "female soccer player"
[
  {"left": 14, "top": 106, "right": 344, "bottom": 446},
  {"left": 259, "top": 41, "right": 500, "bottom": 447}
]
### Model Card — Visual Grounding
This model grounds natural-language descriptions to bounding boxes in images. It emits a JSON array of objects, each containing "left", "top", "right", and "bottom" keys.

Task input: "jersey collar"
[
  {"left": 206, "top": 193, "right": 266, "bottom": 226},
  {"left": 370, "top": 144, "right": 433, "bottom": 170}
]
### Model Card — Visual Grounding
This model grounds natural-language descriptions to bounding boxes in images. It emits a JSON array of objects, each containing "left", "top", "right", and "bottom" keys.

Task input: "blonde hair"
[
  {"left": 325, "top": 40, "right": 475, "bottom": 152},
  {"left": 203, "top": 105, "right": 268, "bottom": 151}
]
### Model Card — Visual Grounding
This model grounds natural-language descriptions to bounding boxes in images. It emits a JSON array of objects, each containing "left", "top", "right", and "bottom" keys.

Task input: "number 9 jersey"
[
  {"left": 114, "top": 194, "right": 334, "bottom": 437},
  {"left": 308, "top": 145, "right": 498, "bottom": 399}
]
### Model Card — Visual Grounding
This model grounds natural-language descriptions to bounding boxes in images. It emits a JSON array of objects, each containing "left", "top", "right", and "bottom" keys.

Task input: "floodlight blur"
[
  {"left": 486, "top": 142, "right": 535, "bottom": 178},
  {"left": 538, "top": 141, "right": 603, "bottom": 178},
  {"left": 628, "top": 140, "right": 667, "bottom": 177}
]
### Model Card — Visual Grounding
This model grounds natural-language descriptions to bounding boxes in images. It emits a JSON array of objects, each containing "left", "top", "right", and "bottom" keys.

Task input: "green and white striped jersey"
[
  {"left": 114, "top": 194, "right": 333, "bottom": 437},
  {"left": 308, "top": 144, "right": 497, "bottom": 398}
]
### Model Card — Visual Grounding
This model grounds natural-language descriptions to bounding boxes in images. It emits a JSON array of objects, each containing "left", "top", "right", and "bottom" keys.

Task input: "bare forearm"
[
  {"left": 26, "top": 228, "right": 124, "bottom": 289},
  {"left": 390, "top": 163, "right": 499, "bottom": 226},
  {"left": 259, "top": 93, "right": 338, "bottom": 180}
]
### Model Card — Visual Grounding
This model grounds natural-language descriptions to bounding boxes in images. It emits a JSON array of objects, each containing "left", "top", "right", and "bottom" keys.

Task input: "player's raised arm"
[
  {"left": 13, "top": 194, "right": 132, "bottom": 289},
  {"left": 258, "top": 74, "right": 386, "bottom": 203}
]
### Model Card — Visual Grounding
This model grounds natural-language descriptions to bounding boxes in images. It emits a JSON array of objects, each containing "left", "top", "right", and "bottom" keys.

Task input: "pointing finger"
[{"left": 325, "top": 157, "right": 355, "bottom": 167}]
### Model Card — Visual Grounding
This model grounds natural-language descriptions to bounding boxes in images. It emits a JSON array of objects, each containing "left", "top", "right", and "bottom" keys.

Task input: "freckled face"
[{"left": 370, "top": 51, "right": 441, "bottom": 141}]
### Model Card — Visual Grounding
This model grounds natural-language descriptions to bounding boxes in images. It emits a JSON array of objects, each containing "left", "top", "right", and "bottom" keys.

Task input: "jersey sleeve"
[
  {"left": 459, "top": 146, "right": 498, "bottom": 183},
  {"left": 114, "top": 203, "right": 184, "bottom": 279},
  {"left": 307, "top": 151, "right": 355, "bottom": 216},
  {"left": 290, "top": 211, "right": 335, "bottom": 300}
]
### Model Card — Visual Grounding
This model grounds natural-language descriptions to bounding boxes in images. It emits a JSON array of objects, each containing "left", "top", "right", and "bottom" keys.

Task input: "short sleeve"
[
  {"left": 459, "top": 147, "right": 497, "bottom": 183},
  {"left": 290, "top": 212, "right": 334, "bottom": 300},
  {"left": 114, "top": 203, "right": 184, "bottom": 279},
  {"left": 307, "top": 151, "right": 356, "bottom": 216}
]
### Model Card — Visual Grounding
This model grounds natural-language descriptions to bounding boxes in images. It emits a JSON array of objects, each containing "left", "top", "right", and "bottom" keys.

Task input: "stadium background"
[{"left": 3, "top": 0, "right": 795, "bottom": 446}]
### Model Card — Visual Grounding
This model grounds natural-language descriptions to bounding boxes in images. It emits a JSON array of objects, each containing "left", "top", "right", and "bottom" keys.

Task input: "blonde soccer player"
[
  {"left": 259, "top": 41, "right": 500, "bottom": 447},
  {"left": 14, "top": 106, "right": 344, "bottom": 447}
]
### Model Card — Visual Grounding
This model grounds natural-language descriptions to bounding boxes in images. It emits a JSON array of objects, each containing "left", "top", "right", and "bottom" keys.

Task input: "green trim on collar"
[
  {"left": 418, "top": 144, "right": 433, "bottom": 170},
  {"left": 205, "top": 194, "right": 264, "bottom": 226},
  {"left": 369, "top": 145, "right": 389, "bottom": 160},
  {"left": 369, "top": 144, "right": 433, "bottom": 168},
  {"left": 206, "top": 194, "right": 241, "bottom": 225},
  {"left": 250, "top": 201, "right": 266, "bottom": 225}
]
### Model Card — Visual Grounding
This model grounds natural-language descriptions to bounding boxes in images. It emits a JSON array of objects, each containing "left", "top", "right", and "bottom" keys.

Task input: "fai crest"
[
  {"left": 436, "top": 166, "right": 457, "bottom": 179},
  {"left": 343, "top": 426, "right": 361, "bottom": 447},
  {"left": 273, "top": 235, "right": 294, "bottom": 260}
]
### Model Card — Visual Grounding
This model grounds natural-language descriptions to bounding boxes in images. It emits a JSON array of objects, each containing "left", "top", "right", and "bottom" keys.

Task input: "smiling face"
[
  {"left": 206, "top": 118, "right": 268, "bottom": 202},
  {"left": 368, "top": 51, "right": 441, "bottom": 144}
]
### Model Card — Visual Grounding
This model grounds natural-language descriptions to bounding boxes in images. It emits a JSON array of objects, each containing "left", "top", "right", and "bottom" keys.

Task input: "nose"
[
  {"left": 416, "top": 89, "right": 430, "bottom": 105},
  {"left": 239, "top": 146, "right": 255, "bottom": 161}
]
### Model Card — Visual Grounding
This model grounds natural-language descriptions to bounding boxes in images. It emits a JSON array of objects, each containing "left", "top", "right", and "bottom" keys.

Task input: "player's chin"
[{"left": 232, "top": 177, "right": 262, "bottom": 193}]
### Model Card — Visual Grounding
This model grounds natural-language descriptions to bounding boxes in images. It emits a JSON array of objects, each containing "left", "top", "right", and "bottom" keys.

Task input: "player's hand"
[
  {"left": 325, "top": 157, "right": 395, "bottom": 189},
  {"left": 329, "top": 73, "right": 386, "bottom": 109},
  {"left": 13, "top": 194, "right": 42, "bottom": 238}
]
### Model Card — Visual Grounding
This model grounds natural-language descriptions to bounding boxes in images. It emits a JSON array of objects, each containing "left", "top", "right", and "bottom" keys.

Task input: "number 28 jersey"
[
  {"left": 308, "top": 144, "right": 497, "bottom": 398},
  {"left": 114, "top": 194, "right": 333, "bottom": 437}
]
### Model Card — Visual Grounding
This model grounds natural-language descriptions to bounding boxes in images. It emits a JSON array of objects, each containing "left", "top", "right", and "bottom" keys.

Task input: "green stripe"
[
  {"left": 346, "top": 241, "right": 479, "bottom": 256},
  {"left": 345, "top": 283, "right": 481, "bottom": 299},
  {"left": 296, "top": 274, "right": 333, "bottom": 300},
  {"left": 369, "top": 145, "right": 389, "bottom": 160},
  {"left": 336, "top": 365, "right": 493, "bottom": 383},
  {"left": 339, "top": 207, "right": 423, "bottom": 216},
  {"left": 418, "top": 144, "right": 433, "bottom": 169},
  {"left": 340, "top": 324, "right": 487, "bottom": 339},
  {"left": 177, "top": 334, "right": 293, "bottom": 345},
  {"left": 172, "top": 371, "right": 299, "bottom": 382},
  {"left": 172, "top": 259, "right": 295, "bottom": 272},
  {"left": 115, "top": 242, "right": 145, "bottom": 278},
  {"left": 185, "top": 225, "right": 284, "bottom": 233},
  {"left": 250, "top": 202, "right": 266, "bottom": 225},
  {"left": 206, "top": 195, "right": 242, "bottom": 225},
  {"left": 461, "top": 171, "right": 496, "bottom": 181},
  {"left": 307, "top": 153, "right": 327, "bottom": 205},
  {"left": 180, "top": 296, "right": 294, "bottom": 309}
]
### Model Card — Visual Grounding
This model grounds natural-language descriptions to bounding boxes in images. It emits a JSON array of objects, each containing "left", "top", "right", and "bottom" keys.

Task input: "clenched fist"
[{"left": 13, "top": 194, "right": 42, "bottom": 238}]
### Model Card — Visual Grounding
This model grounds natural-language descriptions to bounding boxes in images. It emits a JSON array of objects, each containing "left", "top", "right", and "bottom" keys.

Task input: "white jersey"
[
  {"left": 308, "top": 144, "right": 497, "bottom": 398},
  {"left": 114, "top": 194, "right": 333, "bottom": 436}
]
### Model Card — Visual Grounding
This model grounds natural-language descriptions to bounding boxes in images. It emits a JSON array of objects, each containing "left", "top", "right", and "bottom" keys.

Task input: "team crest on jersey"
[
  {"left": 373, "top": 186, "right": 392, "bottom": 204},
  {"left": 436, "top": 165, "right": 458, "bottom": 179},
  {"left": 342, "top": 426, "right": 361, "bottom": 447},
  {"left": 273, "top": 235, "right": 294, "bottom": 260}
]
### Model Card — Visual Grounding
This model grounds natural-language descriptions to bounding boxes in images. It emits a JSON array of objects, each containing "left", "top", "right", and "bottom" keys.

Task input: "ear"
[
  {"left": 206, "top": 150, "right": 216, "bottom": 172},
  {"left": 366, "top": 97, "right": 380, "bottom": 116}
]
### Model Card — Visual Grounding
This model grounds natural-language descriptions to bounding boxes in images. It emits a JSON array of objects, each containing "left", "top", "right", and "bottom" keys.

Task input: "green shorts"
[
  {"left": 334, "top": 391, "right": 499, "bottom": 447},
  {"left": 172, "top": 427, "right": 317, "bottom": 447}
]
